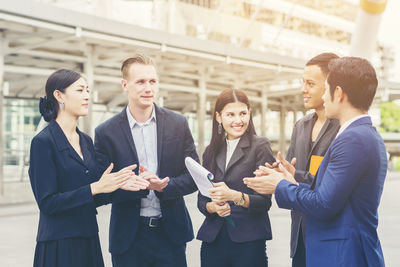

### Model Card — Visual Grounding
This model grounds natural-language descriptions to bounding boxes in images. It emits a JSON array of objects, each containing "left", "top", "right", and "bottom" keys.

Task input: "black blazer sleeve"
[
  {"left": 29, "top": 136, "right": 95, "bottom": 216},
  {"left": 247, "top": 139, "right": 275, "bottom": 214},
  {"left": 197, "top": 191, "right": 212, "bottom": 216},
  {"left": 197, "top": 189, "right": 218, "bottom": 218},
  {"left": 156, "top": 119, "right": 199, "bottom": 200}
]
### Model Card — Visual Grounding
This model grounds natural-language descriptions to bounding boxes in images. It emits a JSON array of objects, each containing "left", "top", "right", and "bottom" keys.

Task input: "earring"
[
  {"left": 59, "top": 102, "right": 65, "bottom": 110},
  {"left": 218, "top": 123, "right": 222, "bottom": 135}
]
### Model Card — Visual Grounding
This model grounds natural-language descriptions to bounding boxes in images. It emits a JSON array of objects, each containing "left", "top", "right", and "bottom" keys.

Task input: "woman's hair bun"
[{"left": 39, "top": 96, "right": 55, "bottom": 122}]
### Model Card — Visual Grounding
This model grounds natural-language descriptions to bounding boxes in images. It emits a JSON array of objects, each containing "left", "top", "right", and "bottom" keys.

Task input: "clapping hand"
[
  {"left": 244, "top": 162, "right": 297, "bottom": 194},
  {"left": 139, "top": 164, "right": 170, "bottom": 192},
  {"left": 254, "top": 152, "right": 296, "bottom": 177},
  {"left": 91, "top": 163, "right": 137, "bottom": 195}
]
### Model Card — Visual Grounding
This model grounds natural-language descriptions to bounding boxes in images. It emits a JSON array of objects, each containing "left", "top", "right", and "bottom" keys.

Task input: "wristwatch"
[{"left": 234, "top": 192, "right": 245, "bottom": 206}]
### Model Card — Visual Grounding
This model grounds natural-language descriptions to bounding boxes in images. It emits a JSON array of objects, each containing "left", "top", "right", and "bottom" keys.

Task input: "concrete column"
[
  {"left": 197, "top": 73, "right": 207, "bottom": 159},
  {"left": 167, "top": 0, "right": 176, "bottom": 34},
  {"left": 18, "top": 103, "right": 24, "bottom": 180},
  {"left": 0, "top": 34, "right": 5, "bottom": 195},
  {"left": 83, "top": 45, "right": 95, "bottom": 137},
  {"left": 279, "top": 104, "right": 286, "bottom": 153},
  {"left": 350, "top": 0, "right": 387, "bottom": 59},
  {"left": 260, "top": 90, "right": 268, "bottom": 137},
  {"left": 293, "top": 109, "right": 298, "bottom": 125}
]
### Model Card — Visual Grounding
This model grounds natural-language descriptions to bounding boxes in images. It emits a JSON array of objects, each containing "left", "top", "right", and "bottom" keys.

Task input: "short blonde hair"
[{"left": 121, "top": 53, "right": 156, "bottom": 79}]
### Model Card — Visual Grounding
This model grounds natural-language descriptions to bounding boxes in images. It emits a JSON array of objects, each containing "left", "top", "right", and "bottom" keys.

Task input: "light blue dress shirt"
[{"left": 126, "top": 105, "right": 161, "bottom": 217}]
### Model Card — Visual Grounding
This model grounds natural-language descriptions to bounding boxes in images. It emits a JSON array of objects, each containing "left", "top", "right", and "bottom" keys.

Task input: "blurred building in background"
[{"left": 0, "top": 0, "right": 399, "bottom": 203}]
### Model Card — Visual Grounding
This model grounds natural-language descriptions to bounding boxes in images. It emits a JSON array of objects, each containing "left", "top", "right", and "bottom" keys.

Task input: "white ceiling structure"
[
  {"left": 1, "top": 0, "right": 400, "bottom": 152},
  {"left": 2, "top": 0, "right": 400, "bottom": 202},
  {"left": 2, "top": 0, "right": 400, "bottom": 114},
  {"left": 0, "top": 0, "right": 313, "bottom": 114}
]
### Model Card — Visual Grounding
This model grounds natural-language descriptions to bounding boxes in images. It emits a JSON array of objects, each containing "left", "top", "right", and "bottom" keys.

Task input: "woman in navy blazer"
[
  {"left": 29, "top": 69, "right": 148, "bottom": 267},
  {"left": 197, "top": 89, "right": 275, "bottom": 267}
]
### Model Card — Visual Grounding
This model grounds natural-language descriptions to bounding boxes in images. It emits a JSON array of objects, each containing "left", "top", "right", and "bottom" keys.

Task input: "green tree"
[{"left": 379, "top": 102, "right": 400, "bottom": 133}]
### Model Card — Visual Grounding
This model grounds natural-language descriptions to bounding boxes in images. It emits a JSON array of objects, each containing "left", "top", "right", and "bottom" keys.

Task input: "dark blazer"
[
  {"left": 197, "top": 134, "right": 275, "bottom": 243},
  {"left": 29, "top": 120, "right": 108, "bottom": 242},
  {"left": 276, "top": 117, "right": 387, "bottom": 267},
  {"left": 94, "top": 104, "right": 199, "bottom": 255},
  {"left": 285, "top": 113, "right": 339, "bottom": 257}
]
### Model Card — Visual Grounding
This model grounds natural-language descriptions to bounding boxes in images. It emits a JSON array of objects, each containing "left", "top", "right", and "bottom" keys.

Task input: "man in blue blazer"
[
  {"left": 94, "top": 54, "right": 199, "bottom": 267},
  {"left": 245, "top": 56, "right": 387, "bottom": 267},
  {"left": 284, "top": 53, "right": 340, "bottom": 267}
]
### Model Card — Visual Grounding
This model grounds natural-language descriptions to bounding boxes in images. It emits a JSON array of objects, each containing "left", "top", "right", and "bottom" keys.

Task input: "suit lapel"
[
  {"left": 67, "top": 148, "right": 87, "bottom": 168},
  {"left": 48, "top": 120, "right": 87, "bottom": 168},
  {"left": 302, "top": 114, "right": 315, "bottom": 161},
  {"left": 216, "top": 143, "right": 227, "bottom": 177},
  {"left": 119, "top": 107, "right": 139, "bottom": 162},
  {"left": 78, "top": 130, "right": 92, "bottom": 168},
  {"left": 225, "top": 135, "right": 250, "bottom": 174},
  {"left": 155, "top": 105, "right": 163, "bottom": 169}
]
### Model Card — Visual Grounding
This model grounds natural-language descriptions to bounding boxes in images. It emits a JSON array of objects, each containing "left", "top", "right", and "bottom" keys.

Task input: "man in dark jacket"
[{"left": 94, "top": 53, "right": 199, "bottom": 267}]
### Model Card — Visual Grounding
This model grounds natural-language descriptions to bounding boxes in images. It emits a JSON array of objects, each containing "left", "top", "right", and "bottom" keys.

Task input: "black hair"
[
  {"left": 39, "top": 69, "right": 81, "bottom": 122},
  {"left": 306, "top": 52, "right": 339, "bottom": 75},
  {"left": 327, "top": 57, "right": 378, "bottom": 111}
]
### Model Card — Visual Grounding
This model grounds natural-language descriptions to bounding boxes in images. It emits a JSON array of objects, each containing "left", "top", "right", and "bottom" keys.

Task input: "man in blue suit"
[
  {"left": 94, "top": 54, "right": 199, "bottom": 267},
  {"left": 245, "top": 56, "right": 387, "bottom": 267}
]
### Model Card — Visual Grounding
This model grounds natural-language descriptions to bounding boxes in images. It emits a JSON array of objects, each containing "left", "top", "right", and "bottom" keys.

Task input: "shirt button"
[{"left": 85, "top": 170, "right": 89, "bottom": 175}]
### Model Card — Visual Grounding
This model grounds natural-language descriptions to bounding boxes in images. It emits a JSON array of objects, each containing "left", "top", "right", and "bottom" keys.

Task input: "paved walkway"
[{"left": 1, "top": 172, "right": 399, "bottom": 267}]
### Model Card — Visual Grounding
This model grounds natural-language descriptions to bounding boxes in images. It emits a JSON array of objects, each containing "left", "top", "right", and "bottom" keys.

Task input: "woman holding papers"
[
  {"left": 197, "top": 88, "right": 275, "bottom": 267},
  {"left": 28, "top": 69, "right": 148, "bottom": 267}
]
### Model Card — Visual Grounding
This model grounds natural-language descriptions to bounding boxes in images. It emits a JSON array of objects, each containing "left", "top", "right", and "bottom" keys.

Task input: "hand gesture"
[
  {"left": 211, "top": 202, "right": 231, "bottom": 217},
  {"left": 120, "top": 175, "right": 150, "bottom": 191},
  {"left": 254, "top": 152, "right": 296, "bottom": 177},
  {"left": 147, "top": 177, "right": 170, "bottom": 192},
  {"left": 275, "top": 152, "right": 296, "bottom": 176},
  {"left": 139, "top": 169, "right": 170, "bottom": 192},
  {"left": 244, "top": 162, "right": 297, "bottom": 194},
  {"left": 139, "top": 164, "right": 148, "bottom": 174},
  {"left": 91, "top": 163, "right": 136, "bottom": 195},
  {"left": 209, "top": 182, "right": 236, "bottom": 203}
]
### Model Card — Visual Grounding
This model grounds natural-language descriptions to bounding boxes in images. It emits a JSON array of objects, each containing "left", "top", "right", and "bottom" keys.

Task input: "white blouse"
[{"left": 225, "top": 137, "right": 240, "bottom": 169}]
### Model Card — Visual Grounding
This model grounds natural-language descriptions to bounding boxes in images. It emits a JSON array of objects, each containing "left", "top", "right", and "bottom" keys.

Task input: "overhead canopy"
[
  {"left": 0, "top": 0, "right": 311, "bottom": 113},
  {"left": 1, "top": 0, "right": 399, "bottom": 112}
]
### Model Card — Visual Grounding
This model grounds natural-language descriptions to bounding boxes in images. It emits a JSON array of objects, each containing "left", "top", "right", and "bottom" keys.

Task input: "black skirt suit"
[
  {"left": 29, "top": 120, "right": 109, "bottom": 267},
  {"left": 197, "top": 133, "right": 275, "bottom": 267}
]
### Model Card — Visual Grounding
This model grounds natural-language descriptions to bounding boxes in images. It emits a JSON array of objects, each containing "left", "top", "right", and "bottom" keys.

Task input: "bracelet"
[{"left": 234, "top": 192, "right": 245, "bottom": 206}]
